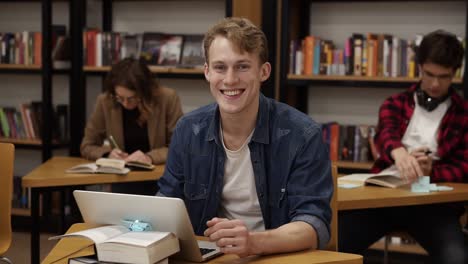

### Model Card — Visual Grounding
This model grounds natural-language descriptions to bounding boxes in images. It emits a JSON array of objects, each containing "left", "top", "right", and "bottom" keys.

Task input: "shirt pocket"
[
  {"left": 268, "top": 188, "right": 287, "bottom": 208},
  {"left": 184, "top": 182, "right": 208, "bottom": 201}
]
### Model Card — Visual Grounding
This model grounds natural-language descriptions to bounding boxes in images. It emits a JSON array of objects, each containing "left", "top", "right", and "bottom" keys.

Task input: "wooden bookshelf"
[
  {"left": 84, "top": 65, "right": 204, "bottom": 75},
  {"left": 169, "top": 67, "right": 204, "bottom": 74},
  {"left": 0, "top": 137, "right": 67, "bottom": 147},
  {"left": 0, "top": 137, "right": 42, "bottom": 146},
  {"left": 288, "top": 74, "right": 463, "bottom": 84},
  {"left": 0, "top": 64, "right": 41, "bottom": 70},
  {"left": 12, "top": 208, "right": 31, "bottom": 217},
  {"left": 334, "top": 161, "right": 373, "bottom": 170}
]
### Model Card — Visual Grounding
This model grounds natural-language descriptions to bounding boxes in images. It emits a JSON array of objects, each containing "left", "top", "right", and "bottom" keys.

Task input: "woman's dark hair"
[
  {"left": 416, "top": 30, "right": 464, "bottom": 70},
  {"left": 104, "top": 58, "right": 159, "bottom": 125}
]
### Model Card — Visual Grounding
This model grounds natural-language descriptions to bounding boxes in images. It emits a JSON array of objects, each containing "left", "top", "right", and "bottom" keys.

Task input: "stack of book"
[{"left": 50, "top": 225, "right": 180, "bottom": 264}]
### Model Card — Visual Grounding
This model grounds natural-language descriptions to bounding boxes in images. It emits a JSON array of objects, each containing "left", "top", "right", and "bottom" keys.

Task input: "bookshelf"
[
  {"left": 277, "top": 0, "right": 468, "bottom": 167},
  {"left": 0, "top": 0, "right": 75, "bottom": 219},
  {"left": 278, "top": 0, "right": 468, "bottom": 110},
  {"left": 11, "top": 208, "right": 31, "bottom": 217},
  {"left": 0, "top": 1, "right": 67, "bottom": 159}
]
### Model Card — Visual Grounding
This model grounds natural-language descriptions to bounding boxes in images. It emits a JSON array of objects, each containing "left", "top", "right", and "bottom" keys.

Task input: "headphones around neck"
[{"left": 415, "top": 86, "right": 450, "bottom": 112}]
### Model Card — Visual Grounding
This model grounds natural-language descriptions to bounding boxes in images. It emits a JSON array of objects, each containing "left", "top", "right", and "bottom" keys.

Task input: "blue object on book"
[
  {"left": 410, "top": 176, "right": 454, "bottom": 193},
  {"left": 121, "top": 219, "right": 153, "bottom": 231}
]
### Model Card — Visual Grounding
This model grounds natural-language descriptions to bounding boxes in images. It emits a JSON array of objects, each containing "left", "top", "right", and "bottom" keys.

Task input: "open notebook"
[{"left": 73, "top": 190, "right": 222, "bottom": 262}]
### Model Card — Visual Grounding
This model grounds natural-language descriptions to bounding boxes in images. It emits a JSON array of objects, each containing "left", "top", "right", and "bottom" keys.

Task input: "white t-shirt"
[
  {"left": 217, "top": 127, "right": 265, "bottom": 232},
  {"left": 381, "top": 94, "right": 450, "bottom": 175}
]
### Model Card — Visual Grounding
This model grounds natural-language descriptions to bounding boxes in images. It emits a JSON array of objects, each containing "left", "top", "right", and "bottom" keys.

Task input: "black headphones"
[{"left": 415, "top": 86, "right": 450, "bottom": 112}]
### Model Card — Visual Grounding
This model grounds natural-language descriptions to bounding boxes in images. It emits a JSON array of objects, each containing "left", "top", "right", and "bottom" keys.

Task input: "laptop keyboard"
[{"left": 200, "top": 247, "right": 217, "bottom": 255}]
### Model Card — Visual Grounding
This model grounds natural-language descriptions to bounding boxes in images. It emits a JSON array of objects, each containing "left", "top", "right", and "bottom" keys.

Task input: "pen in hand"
[
  {"left": 108, "top": 136, "right": 128, "bottom": 159},
  {"left": 109, "top": 135, "right": 120, "bottom": 150}
]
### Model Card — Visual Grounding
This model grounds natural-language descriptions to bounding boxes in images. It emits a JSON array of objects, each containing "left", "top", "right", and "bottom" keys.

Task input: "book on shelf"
[
  {"left": 321, "top": 123, "right": 376, "bottom": 163},
  {"left": 157, "top": 35, "right": 183, "bottom": 66},
  {"left": 338, "top": 169, "right": 406, "bottom": 188},
  {"left": 52, "top": 35, "right": 71, "bottom": 69},
  {"left": 179, "top": 34, "right": 205, "bottom": 68},
  {"left": 121, "top": 33, "right": 141, "bottom": 60},
  {"left": 352, "top": 33, "right": 363, "bottom": 76},
  {"left": 50, "top": 225, "right": 179, "bottom": 264},
  {"left": 140, "top": 32, "right": 166, "bottom": 65},
  {"left": 69, "top": 255, "right": 168, "bottom": 264}
]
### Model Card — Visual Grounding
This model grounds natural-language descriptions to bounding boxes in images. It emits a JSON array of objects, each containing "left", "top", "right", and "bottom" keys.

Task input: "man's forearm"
[{"left": 249, "top": 221, "right": 317, "bottom": 255}]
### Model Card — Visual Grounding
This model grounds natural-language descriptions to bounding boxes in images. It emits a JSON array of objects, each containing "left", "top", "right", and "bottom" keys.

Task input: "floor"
[{"left": 4, "top": 231, "right": 58, "bottom": 264}]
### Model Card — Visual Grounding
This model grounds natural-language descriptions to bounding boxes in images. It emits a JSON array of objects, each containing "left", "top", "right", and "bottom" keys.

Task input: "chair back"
[
  {"left": 326, "top": 164, "right": 338, "bottom": 251},
  {"left": 0, "top": 143, "right": 15, "bottom": 256}
]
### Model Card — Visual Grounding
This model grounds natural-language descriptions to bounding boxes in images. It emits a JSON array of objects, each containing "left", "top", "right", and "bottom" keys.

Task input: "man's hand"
[
  {"left": 125, "top": 150, "right": 152, "bottom": 164},
  {"left": 391, "top": 147, "right": 423, "bottom": 183},
  {"left": 410, "top": 147, "right": 433, "bottom": 176},
  {"left": 108, "top": 148, "right": 129, "bottom": 160},
  {"left": 204, "top": 217, "right": 256, "bottom": 258}
]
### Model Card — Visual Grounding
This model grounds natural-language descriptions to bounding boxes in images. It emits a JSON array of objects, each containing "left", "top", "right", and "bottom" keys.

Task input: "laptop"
[{"left": 73, "top": 190, "right": 222, "bottom": 262}]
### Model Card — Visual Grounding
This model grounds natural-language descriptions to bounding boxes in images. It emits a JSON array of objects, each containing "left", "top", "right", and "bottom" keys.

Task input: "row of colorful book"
[
  {"left": 0, "top": 103, "right": 68, "bottom": 142},
  {"left": 83, "top": 30, "right": 205, "bottom": 68},
  {"left": 290, "top": 33, "right": 465, "bottom": 79},
  {"left": 0, "top": 25, "right": 69, "bottom": 67},
  {"left": 322, "top": 122, "right": 378, "bottom": 163}
]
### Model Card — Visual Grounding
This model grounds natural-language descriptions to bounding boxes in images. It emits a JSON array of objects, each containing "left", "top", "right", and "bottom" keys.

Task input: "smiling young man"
[
  {"left": 157, "top": 17, "right": 332, "bottom": 257},
  {"left": 339, "top": 30, "right": 468, "bottom": 264}
]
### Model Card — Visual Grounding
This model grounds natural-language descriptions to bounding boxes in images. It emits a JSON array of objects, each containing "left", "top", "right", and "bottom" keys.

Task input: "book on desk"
[
  {"left": 69, "top": 255, "right": 168, "bottom": 264},
  {"left": 65, "top": 158, "right": 155, "bottom": 175},
  {"left": 338, "top": 169, "right": 406, "bottom": 188},
  {"left": 50, "top": 225, "right": 180, "bottom": 264}
]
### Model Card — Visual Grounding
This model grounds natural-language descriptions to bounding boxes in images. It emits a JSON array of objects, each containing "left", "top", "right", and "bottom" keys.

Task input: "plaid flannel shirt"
[{"left": 371, "top": 84, "right": 468, "bottom": 183}]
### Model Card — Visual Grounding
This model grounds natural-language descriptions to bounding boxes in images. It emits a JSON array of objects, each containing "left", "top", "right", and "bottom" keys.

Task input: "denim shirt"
[{"left": 158, "top": 94, "right": 333, "bottom": 249}]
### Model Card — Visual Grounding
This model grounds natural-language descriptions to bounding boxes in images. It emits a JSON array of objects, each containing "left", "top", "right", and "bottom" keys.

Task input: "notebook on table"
[{"left": 73, "top": 190, "right": 222, "bottom": 262}]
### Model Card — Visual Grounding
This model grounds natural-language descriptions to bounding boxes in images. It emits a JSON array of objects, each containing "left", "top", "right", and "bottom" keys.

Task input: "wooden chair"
[
  {"left": 326, "top": 164, "right": 338, "bottom": 251},
  {"left": 0, "top": 143, "right": 15, "bottom": 264}
]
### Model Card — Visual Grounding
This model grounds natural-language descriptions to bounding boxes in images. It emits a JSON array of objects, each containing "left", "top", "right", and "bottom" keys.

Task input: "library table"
[
  {"left": 338, "top": 183, "right": 468, "bottom": 211},
  {"left": 21, "top": 156, "right": 164, "bottom": 264},
  {"left": 42, "top": 223, "right": 363, "bottom": 264}
]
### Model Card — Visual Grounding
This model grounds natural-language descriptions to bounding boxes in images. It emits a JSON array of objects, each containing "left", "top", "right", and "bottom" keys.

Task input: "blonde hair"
[{"left": 203, "top": 17, "right": 268, "bottom": 65}]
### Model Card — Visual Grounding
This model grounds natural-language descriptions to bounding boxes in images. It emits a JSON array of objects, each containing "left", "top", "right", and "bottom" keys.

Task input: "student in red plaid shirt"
[{"left": 339, "top": 30, "right": 467, "bottom": 264}]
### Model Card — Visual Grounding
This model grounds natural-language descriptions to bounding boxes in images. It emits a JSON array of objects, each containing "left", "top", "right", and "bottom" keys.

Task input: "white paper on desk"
[{"left": 338, "top": 183, "right": 361, "bottom": 189}]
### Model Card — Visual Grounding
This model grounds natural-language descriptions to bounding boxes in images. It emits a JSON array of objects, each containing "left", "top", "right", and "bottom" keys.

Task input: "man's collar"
[{"left": 206, "top": 94, "right": 270, "bottom": 145}]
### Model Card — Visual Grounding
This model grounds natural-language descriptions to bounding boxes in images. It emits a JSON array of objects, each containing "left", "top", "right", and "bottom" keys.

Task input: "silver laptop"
[{"left": 73, "top": 190, "right": 222, "bottom": 262}]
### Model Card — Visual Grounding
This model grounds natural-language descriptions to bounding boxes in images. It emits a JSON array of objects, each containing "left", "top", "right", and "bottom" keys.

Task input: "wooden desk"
[
  {"left": 22, "top": 156, "right": 164, "bottom": 264},
  {"left": 42, "top": 223, "right": 363, "bottom": 264},
  {"left": 338, "top": 183, "right": 468, "bottom": 211}
]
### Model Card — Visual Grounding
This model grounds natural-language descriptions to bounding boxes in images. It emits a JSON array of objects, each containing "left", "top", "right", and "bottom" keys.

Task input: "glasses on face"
[
  {"left": 113, "top": 94, "right": 140, "bottom": 104},
  {"left": 421, "top": 69, "right": 454, "bottom": 83}
]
